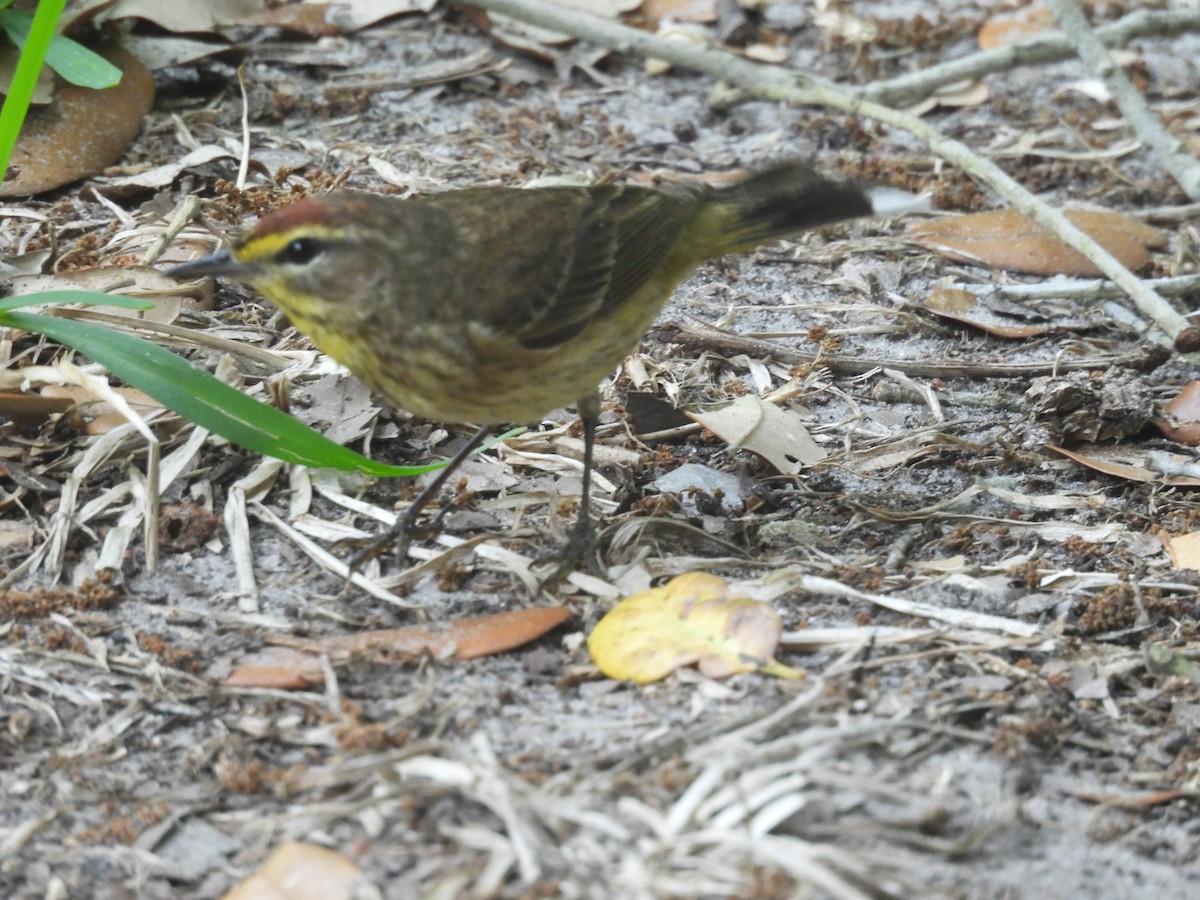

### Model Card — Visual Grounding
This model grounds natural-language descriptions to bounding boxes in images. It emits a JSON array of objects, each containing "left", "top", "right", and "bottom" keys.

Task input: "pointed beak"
[{"left": 165, "top": 249, "right": 258, "bottom": 281}]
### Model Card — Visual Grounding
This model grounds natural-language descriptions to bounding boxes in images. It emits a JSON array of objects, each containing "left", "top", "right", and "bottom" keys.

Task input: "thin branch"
[
  {"left": 1042, "top": 0, "right": 1200, "bottom": 200},
  {"left": 657, "top": 322, "right": 1170, "bottom": 379},
  {"left": 862, "top": 8, "right": 1200, "bottom": 108},
  {"left": 465, "top": 0, "right": 1196, "bottom": 347},
  {"left": 968, "top": 273, "right": 1200, "bottom": 302}
]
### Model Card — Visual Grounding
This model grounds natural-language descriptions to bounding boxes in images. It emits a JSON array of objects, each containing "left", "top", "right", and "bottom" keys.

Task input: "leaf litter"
[{"left": 2, "top": 1, "right": 1200, "bottom": 898}]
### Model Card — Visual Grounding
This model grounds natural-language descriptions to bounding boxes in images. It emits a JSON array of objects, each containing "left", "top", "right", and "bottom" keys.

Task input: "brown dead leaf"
[
  {"left": 1, "top": 44, "right": 155, "bottom": 197},
  {"left": 1156, "top": 381, "right": 1200, "bottom": 446},
  {"left": 222, "top": 841, "right": 363, "bottom": 900},
  {"left": 314, "top": 606, "right": 572, "bottom": 660},
  {"left": 0, "top": 391, "right": 74, "bottom": 428},
  {"left": 908, "top": 209, "right": 1167, "bottom": 276},
  {"left": 978, "top": 4, "right": 1054, "bottom": 50},
  {"left": 1046, "top": 445, "right": 1200, "bottom": 488},
  {"left": 587, "top": 572, "right": 803, "bottom": 684},
  {"left": 222, "top": 646, "right": 325, "bottom": 690},
  {"left": 224, "top": 607, "right": 571, "bottom": 689},
  {"left": 40, "top": 383, "right": 163, "bottom": 434},
  {"left": 925, "top": 288, "right": 1050, "bottom": 338}
]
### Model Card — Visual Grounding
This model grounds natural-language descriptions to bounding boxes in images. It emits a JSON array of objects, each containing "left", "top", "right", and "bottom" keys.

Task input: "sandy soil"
[{"left": 2, "top": 2, "right": 1198, "bottom": 898}]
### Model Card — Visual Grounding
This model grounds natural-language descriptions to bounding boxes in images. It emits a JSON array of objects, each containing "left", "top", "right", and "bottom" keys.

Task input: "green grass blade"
[
  {"left": 0, "top": 289, "right": 154, "bottom": 313},
  {"left": 0, "top": 0, "right": 64, "bottom": 180},
  {"left": 2, "top": 309, "right": 438, "bottom": 477},
  {"left": 0, "top": 9, "right": 121, "bottom": 88}
]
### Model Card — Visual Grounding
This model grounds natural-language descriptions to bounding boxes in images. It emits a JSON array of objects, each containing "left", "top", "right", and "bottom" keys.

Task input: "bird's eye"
[{"left": 277, "top": 237, "right": 324, "bottom": 266}]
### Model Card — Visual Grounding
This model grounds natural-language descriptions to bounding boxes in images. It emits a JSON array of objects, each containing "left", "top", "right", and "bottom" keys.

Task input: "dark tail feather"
[{"left": 703, "top": 162, "right": 920, "bottom": 256}]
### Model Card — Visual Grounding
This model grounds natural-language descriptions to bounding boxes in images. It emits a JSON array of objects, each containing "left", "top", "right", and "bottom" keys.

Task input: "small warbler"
[{"left": 168, "top": 162, "right": 916, "bottom": 574}]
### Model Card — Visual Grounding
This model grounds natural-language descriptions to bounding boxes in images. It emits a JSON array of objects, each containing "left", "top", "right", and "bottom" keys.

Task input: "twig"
[
  {"left": 464, "top": 0, "right": 1196, "bottom": 348},
  {"left": 1042, "top": 0, "right": 1200, "bottom": 200},
  {"left": 862, "top": 8, "right": 1200, "bottom": 108},
  {"left": 657, "top": 321, "right": 1170, "bottom": 379},
  {"left": 966, "top": 273, "right": 1200, "bottom": 302}
]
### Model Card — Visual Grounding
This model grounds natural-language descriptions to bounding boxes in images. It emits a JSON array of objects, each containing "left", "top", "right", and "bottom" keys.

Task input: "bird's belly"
[
  {"left": 356, "top": 315, "right": 651, "bottom": 424},
  {"left": 302, "top": 276, "right": 675, "bottom": 426}
]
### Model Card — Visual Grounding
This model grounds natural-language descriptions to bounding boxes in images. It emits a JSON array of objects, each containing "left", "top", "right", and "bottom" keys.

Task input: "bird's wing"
[{"left": 429, "top": 184, "right": 703, "bottom": 351}]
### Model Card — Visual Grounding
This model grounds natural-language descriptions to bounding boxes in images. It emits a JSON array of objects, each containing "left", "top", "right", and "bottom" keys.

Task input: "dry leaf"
[
  {"left": 1156, "top": 381, "right": 1200, "bottom": 446},
  {"left": 925, "top": 288, "right": 1050, "bottom": 338},
  {"left": 908, "top": 209, "right": 1167, "bottom": 276},
  {"left": 689, "top": 395, "right": 825, "bottom": 474},
  {"left": 638, "top": 0, "right": 715, "bottom": 26},
  {"left": 906, "top": 79, "right": 990, "bottom": 116},
  {"left": 95, "top": 144, "right": 235, "bottom": 192},
  {"left": 0, "top": 44, "right": 55, "bottom": 103},
  {"left": 222, "top": 646, "right": 324, "bottom": 690},
  {"left": 7, "top": 266, "right": 203, "bottom": 323},
  {"left": 41, "top": 383, "right": 162, "bottom": 434},
  {"left": 312, "top": 606, "right": 571, "bottom": 660},
  {"left": 485, "top": 0, "right": 640, "bottom": 57},
  {"left": 1046, "top": 444, "right": 1200, "bottom": 488},
  {"left": 978, "top": 4, "right": 1054, "bottom": 50},
  {"left": 0, "top": 392, "right": 74, "bottom": 428},
  {"left": 1, "top": 44, "right": 155, "bottom": 197},
  {"left": 1162, "top": 531, "right": 1200, "bottom": 573},
  {"left": 223, "top": 607, "right": 571, "bottom": 688},
  {"left": 222, "top": 841, "right": 363, "bottom": 900},
  {"left": 587, "top": 572, "right": 803, "bottom": 683},
  {"left": 253, "top": 0, "right": 438, "bottom": 35},
  {"left": 99, "top": 0, "right": 266, "bottom": 33},
  {"left": 813, "top": 7, "right": 877, "bottom": 42}
]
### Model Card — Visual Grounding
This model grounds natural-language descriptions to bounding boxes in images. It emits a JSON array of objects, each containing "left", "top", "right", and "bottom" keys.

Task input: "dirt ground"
[{"left": 2, "top": 2, "right": 1199, "bottom": 898}]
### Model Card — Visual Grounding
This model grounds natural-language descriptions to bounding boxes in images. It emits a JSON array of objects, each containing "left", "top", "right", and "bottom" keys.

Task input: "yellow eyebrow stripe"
[{"left": 235, "top": 226, "right": 346, "bottom": 263}]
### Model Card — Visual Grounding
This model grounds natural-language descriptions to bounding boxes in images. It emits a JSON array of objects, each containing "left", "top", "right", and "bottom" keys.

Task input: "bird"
[{"left": 167, "top": 161, "right": 918, "bottom": 578}]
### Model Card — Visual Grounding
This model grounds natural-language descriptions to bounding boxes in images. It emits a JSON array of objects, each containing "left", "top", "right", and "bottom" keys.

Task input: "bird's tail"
[{"left": 699, "top": 162, "right": 926, "bottom": 257}]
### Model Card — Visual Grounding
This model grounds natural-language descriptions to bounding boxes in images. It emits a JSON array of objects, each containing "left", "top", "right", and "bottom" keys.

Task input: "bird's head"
[{"left": 166, "top": 195, "right": 384, "bottom": 321}]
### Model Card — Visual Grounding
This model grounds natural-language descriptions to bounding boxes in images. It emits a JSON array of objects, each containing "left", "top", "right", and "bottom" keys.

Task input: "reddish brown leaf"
[
  {"left": 313, "top": 606, "right": 572, "bottom": 660},
  {"left": 0, "top": 391, "right": 74, "bottom": 428},
  {"left": 223, "top": 647, "right": 325, "bottom": 689},
  {"left": 908, "top": 209, "right": 1167, "bottom": 276},
  {"left": 1, "top": 44, "right": 155, "bottom": 196},
  {"left": 1156, "top": 381, "right": 1200, "bottom": 446},
  {"left": 224, "top": 608, "right": 573, "bottom": 690}
]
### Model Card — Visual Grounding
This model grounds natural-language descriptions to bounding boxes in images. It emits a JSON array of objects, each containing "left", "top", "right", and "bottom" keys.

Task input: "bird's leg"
[
  {"left": 539, "top": 391, "right": 601, "bottom": 590},
  {"left": 348, "top": 425, "right": 492, "bottom": 573}
]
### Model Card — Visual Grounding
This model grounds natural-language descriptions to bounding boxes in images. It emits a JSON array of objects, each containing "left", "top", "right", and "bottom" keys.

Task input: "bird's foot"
[{"left": 535, "top": 513, "right": 598, "bottom": 593}]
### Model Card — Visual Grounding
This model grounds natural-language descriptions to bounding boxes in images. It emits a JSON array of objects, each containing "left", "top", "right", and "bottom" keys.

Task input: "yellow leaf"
[{"left": 587, "top": 572, "right": 803, "bottom": 684}]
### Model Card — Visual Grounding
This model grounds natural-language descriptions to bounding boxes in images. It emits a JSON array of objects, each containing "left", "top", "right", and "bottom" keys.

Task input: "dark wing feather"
[{"left": 421, "top": 183, "right": 703, "bottom": 351}]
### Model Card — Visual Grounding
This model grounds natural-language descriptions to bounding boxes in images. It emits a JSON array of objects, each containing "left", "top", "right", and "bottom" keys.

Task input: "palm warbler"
[{"left": 168, "top": 162, "right": 916, "bottom": 572}]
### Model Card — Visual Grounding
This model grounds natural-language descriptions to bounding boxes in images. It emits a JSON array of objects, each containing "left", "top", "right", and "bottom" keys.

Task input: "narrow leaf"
[
  {"left": 0, "top": 11, "right": 122, "bottom": 88},
  {"left": 0, "top": 289, "right": 154, "bottom": 313},
  {"left": 1, "top": 310, "right": 434, "bottom": 476}
]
